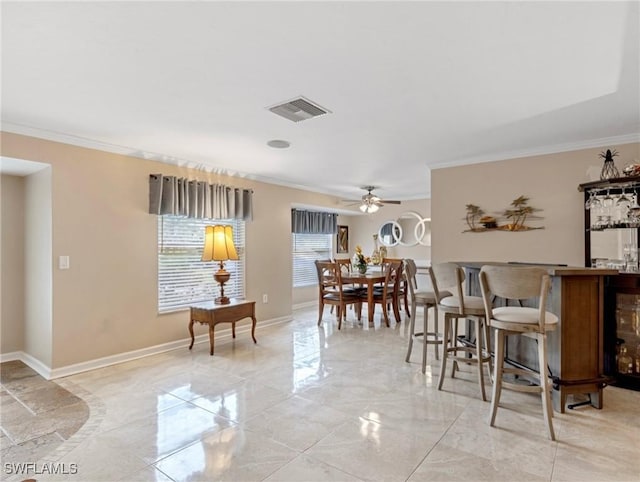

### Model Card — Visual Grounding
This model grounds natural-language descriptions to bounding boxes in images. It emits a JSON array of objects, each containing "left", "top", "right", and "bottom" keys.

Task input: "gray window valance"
[
  {"left": 291, "top": 209, "right": 337, "bottom": 234},
  {"left": 149, "top": 174, "right": 253, "bottom": 221}
]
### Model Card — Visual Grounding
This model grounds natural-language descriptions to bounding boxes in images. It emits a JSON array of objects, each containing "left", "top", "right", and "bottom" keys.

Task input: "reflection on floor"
[{"left": 1, "top": 306, "right": 640, "bottom": 481}]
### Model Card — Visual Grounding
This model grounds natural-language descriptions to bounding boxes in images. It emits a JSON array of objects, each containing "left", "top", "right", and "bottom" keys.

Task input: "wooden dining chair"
[
  {"left": 315, "top": 260, "right": 362, "bottom": 329},
  {"left": 479, "top": 264, "right": 558, "bottom": 440},
  {"left": 382, "top": 257, "right": 410, "bottom": 319},
  {"left": 362, "top": 260, "right": 403, "bottom": 327}
]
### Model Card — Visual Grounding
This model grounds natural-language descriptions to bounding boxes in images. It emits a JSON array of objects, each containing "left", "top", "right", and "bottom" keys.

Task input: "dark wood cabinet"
[{"left": 579, "top": 177, "right": 640, "bottom": 391}]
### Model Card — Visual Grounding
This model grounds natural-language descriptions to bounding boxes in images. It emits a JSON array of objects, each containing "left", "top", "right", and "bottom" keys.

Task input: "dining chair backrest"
[
  {"left": 334, "top": 258, "right": 352, "bottom": 277},
  {"left": 429, "top": 262, "right": 465, "bottom": 307},
  {"left": 479, "top": 265, "right": 551, "bottom": 332},
  {"left": 382, "top": 257, "right": 404, "bottom": 274},
  {"left": 315, "top": 260, "right": 339, "bottom": 292},
  {"left": 315, "top": 259, "right": 333, "bottom": 284},
  {"left": 383, "top": 260, "right": 403, "bottom": 295}
]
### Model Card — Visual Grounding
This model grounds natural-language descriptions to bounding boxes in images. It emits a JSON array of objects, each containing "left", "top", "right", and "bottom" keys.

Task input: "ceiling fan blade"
[
  {"left": 380, "top": 200, "right": 402, "bottom": 204},
  {"left": 340, "top": 199, "right": 361, "bottom": 204}
]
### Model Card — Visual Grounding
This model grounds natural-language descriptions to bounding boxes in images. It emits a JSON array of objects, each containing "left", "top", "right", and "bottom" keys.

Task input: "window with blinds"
[
  {"left": 158, "top": 217, "right": 245, "bottom": 313},
  {"left": 292, "top": 233, "right": 332, "bottom": 287}
]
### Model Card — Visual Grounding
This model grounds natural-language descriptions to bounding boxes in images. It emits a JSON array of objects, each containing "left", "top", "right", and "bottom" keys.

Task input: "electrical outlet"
[
  {"left": 59, "top": 255, "right": 70, "bottom": 270},
  {"left": 262, "top": 294, "right": 268, "bottom": 303}
]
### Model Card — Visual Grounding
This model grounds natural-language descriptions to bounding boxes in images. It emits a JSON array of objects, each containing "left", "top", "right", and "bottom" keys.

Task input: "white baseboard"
[
  {"left": 0, "top": 351, "right": 22, "bottom": 363},
  {"left": 293, "top": 301, "right": 316, "bottom": 310},
  {"left": 0, "top": 314, "right": 292, "bottom": 380},
  {"left": 0, "top": 351, "right": 53, "bottom": 380}
]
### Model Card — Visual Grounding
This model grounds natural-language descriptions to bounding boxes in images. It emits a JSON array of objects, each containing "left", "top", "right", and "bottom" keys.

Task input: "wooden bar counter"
[{"left": 460, "top": 262, "right": 617, "bottom": 413}]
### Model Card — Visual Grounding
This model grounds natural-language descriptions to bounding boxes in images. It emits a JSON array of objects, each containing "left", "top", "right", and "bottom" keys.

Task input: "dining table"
[{"left": 341, "top": 270, "right": 386, "bottom": 324}]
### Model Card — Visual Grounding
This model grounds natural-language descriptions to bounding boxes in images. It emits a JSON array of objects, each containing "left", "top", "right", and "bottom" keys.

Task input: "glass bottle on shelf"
[
  {"left": 618, "top": 345, "right": 634, "bottom": 374},
  {"left": 635, "top": 343, "right": 640, "bottom": 374}
]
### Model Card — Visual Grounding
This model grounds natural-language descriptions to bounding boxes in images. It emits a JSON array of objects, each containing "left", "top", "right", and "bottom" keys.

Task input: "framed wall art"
[{"left": 337, "top": 225, "right": 349, "bottom": 253}]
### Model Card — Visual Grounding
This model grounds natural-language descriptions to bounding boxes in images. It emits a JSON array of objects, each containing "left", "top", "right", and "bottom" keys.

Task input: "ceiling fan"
[{"left": 342, "top": 186, "right": 401, "bottom": 213}]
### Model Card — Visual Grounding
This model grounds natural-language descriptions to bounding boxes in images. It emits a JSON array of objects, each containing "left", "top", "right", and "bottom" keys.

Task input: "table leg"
[
  {"left": 251, "top": 316, "right": 257, "bottom": 344},
  {"left": 367, "top": 281, "right": 375, "bottom": 323},
  {"left": 209, "top": 323, "right": 215, "bottom": 356},
  {"left": 188, "top": 318, "right": 195, "bottom": 350}
]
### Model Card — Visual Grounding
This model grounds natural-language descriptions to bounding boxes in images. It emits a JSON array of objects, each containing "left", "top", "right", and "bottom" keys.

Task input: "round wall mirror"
[
  {"left": 397, "top": 211, "right": 424, "bottom": 246},
  {"left": 378, "top": 220, "right": 402, "bottom": 247},
  {"left": 416, "top": 217, "right": 431, "bottom": 246},
  {"left": 378, "top": 212, "right": 430, "bottom": 248}
]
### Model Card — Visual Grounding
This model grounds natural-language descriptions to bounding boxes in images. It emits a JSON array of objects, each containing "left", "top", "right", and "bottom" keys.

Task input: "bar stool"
[
  {"left": 404, "top": 259, "right": 442, "bottom": 373},
  {"left": 479, "top": 264, "right": 557, "bottom": 440},
  {"left": 430, "top": 262, "right": 492, "bottom": 401}
]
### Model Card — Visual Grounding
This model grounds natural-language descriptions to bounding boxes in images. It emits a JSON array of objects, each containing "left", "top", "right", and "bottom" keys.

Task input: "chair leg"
[
  {"left": 404, "top": 291, "right": 411, "bottom": 319},
  {"left": 537, "top": 332, "right": 556, "bottom": 441},
  {"left": 484, "top": 319, "right": 493, "bottom": 383},
  {"left": 475, "top": 318, "right": 487, "bottom": 401},
  {"left": 317, "top": 300, "right": 325, "bottom": 326},
  {"left": 438, "top": 315, "right": 451, "bottom": 391},
  {"left": 382, "top": 301, "right": 390, "bottom": 327},
  {"left": 450, "top": 318, "right": 459, "bottom": 378},
  {"left": 433, "top": 305, "right": 440, "bottom": 360},
  {"left": 405, "top": 302, "right": 416, "bottom": 363},
  {"left": 422, "top": 305, "right": 428, "bottom": 373},
  {"left": 392, "top": 297, "right": 402, "bottom": 323},
  {"left": 489, "top": 329, "right": 505, "bottom": 427}
]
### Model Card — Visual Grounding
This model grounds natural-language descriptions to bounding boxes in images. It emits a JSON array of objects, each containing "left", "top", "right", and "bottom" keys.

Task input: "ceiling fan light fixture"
[{"left": 360, "top": 202, "right": 379, "bottom": 213}]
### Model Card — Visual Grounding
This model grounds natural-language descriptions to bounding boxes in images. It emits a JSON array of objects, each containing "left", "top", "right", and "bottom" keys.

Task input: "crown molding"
[{"left": 429, "top": 133, "right": 640, "bottom": 171}]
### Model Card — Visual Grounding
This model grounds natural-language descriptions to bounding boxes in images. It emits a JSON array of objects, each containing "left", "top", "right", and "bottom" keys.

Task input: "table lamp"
[{"left": 202, "top": 225, "right": 239, "bottom": 304}]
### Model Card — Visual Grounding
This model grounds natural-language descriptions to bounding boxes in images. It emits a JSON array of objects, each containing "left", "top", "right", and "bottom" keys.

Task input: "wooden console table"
[{"left": 189, "top": 299, "right": 257, "bottom": 355}]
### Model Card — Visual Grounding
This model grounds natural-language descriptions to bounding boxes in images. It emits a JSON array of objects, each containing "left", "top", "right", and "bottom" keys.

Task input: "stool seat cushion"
[
  {"left": 413, "top": 291, "right": 436, "bottom": 303},
  {"left": 492, "top": 306, "right": 558, "bottom": 325},
  {"left": 440, "top": 295, "right": 484, "bottom": 311}
]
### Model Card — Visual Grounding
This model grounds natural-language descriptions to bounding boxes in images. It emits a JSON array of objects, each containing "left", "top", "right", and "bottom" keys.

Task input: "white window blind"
[
  {"left": 158, "top": 217, "right": 245, "bottom": 313},
  {"left": 292, "top": 233, "right": 332, "bottom": 287}
]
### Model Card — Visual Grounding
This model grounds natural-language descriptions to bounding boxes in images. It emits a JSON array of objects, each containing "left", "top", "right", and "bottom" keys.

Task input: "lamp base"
[{"left": 214, "top": 267, "right": 231, "bottom": 305}]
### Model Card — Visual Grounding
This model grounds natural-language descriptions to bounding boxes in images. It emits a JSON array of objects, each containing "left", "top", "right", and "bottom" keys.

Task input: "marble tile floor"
[{"left": 1, "top": 305, "right": 640, "bottom": 482}]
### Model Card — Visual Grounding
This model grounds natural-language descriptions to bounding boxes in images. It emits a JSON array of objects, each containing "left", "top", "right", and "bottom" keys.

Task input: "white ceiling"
[{"left": 2, "top": 1, "right": 639, "bottom": 201}]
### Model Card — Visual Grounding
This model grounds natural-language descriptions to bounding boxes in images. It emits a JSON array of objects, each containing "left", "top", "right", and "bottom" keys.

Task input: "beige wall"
[
  {"left": 432, "top": 142, "right": 640, "bottom": 265},
  {"left": 0, "top": 132, "right": 353, "bottom": 369},
  {"left": 1, "top": 175, "right": 26, "bottom": 353}
]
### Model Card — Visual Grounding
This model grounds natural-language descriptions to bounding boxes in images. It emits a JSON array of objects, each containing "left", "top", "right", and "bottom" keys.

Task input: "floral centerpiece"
[{"left": 352, "top": 245, "right": 370, "bottom": 274}]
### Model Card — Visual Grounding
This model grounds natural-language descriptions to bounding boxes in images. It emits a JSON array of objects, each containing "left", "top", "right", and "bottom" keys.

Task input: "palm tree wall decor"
[{"left": 463, "top": 196, "right": 543, "bottom": 232}]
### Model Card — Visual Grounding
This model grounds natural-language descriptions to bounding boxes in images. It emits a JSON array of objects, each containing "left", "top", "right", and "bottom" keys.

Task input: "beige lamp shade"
[
  {"left": 202, "top": 225, "right": 239, "bottom": 305},
  {"left": 202, "top": 225, "right": 239, "bottom": 262}
]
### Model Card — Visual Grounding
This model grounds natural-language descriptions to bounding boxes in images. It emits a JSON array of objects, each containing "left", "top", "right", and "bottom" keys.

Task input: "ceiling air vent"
[{"left": 267, "top": 96, "right": 330, "bottom": 122}]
